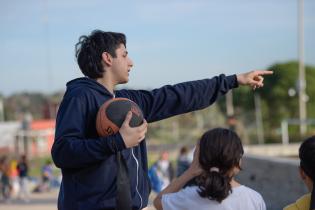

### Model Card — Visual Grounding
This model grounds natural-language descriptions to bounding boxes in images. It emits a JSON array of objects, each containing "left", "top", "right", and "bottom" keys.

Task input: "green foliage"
[
  {"left": 216, "top": 61, "right": 315, "bottom": 143},
  {"left": 258, "top": 61, "right": 315, "bottom": 133}
]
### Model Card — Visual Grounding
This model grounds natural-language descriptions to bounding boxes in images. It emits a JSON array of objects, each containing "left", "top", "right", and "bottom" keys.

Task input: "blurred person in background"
[
  {"left": 0, "top": 156, "right": 11, "bottom": 202},
  {"left": 176, "top": 146, "right": 191, "bottom": 177},
  {"left": 41, "top": 160, "right": 53, "bottom": 192},
  {"left": 176, "top": 146, "right": 196, "bottom": 188},
  {"left": 149, "top": 151, "right": 174, "bottom": 193},
  {"left": 9, "top": 158, "right": 20, "bottom": 198},
  {"left": 284, "top": 136, "right": 315, "bottom": 210},
  {"left": 17, "top": 154, "right": 29, "bottom": 202}
]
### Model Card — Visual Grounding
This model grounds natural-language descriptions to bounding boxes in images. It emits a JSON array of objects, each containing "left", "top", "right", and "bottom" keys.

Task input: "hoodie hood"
[{"left": 66, "top": 77, "right": 113, "bottom": 98}]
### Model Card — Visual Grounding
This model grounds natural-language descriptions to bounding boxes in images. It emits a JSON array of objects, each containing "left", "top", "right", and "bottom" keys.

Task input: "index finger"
[{"left": 255, "top": 70, "right": 273, "bottom": 75}]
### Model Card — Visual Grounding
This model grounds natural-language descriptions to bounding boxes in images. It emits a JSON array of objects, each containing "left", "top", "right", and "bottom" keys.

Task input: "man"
[
  {"left": 148, "top": 151, "right": 174, "bottom": 193},
  {"left": 51, "top": 30, "right": 272, "bottom": 210}
]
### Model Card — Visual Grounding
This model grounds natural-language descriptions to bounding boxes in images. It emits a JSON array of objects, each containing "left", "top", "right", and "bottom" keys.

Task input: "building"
[{"left": 0, "top": 119, "right": 55, "bottom": 157}]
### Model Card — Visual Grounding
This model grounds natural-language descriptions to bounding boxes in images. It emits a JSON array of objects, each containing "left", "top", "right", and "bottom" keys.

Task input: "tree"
[
  {"left": 257, "top": 61, "right": 315, "bottom": 139},
  {"left": 216, "top": 61, "right": 315, "bottom": 143}
]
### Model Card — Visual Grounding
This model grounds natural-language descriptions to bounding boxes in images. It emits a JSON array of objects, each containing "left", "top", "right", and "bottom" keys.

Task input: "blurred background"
[{"left": 0, "top": 0, "right": 314, "bottom": 210}]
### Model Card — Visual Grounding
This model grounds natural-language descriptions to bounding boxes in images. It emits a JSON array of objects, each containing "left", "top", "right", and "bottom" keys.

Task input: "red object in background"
[
  {"left": 31, "top": 120, "right": 55, "bottom": 130},
  {"left": 31, "top": 120, "right": 55, "bottom": 155}
]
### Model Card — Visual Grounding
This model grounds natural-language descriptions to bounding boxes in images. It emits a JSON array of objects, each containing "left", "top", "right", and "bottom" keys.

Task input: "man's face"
[{"left": 111, "top": 44, "right": 134, "bottom": 84}]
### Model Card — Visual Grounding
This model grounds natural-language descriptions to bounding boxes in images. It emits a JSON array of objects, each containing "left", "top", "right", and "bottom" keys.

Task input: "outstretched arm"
[
  {"left": 119, "top": 71, "right": 273, "bottom": 123},
  {"left": 119, "top": 74, "right": 238, "bottom": 123}
]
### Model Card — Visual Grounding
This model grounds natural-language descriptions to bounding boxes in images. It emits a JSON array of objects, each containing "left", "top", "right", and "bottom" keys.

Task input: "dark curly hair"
[
  {"left": 196, "top": 128, "right": 244, "bottom": 203},
  {"left": 299, "top": 136, "right": 315, "bottom": 210},
  {"left": 75, "top": 30, "right": 126, "bottom": 79}
]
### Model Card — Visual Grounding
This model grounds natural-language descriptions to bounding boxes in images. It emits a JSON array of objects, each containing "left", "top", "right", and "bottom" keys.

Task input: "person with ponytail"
[
  {"left": 154, "top": 128, "right": 266, "bottom": 210},
  {"left": 284, "top": 136, "right": 315, "bottom": 210}
]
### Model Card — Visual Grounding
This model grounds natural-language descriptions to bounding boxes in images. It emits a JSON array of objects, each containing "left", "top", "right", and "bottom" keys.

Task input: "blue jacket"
[{"left": 51, "top": 75, "right": 238, "bottom": 210}]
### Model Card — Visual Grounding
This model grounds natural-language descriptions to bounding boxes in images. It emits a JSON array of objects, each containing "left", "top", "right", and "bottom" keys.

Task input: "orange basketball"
[{"left": 96, "top": 98, "right": 144, "bottom": 137}]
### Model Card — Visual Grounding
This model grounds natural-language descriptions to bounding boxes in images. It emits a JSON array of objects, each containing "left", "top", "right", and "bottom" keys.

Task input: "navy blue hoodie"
[{"left": 51, "top": 74, "right": 238, "bottom": 210}]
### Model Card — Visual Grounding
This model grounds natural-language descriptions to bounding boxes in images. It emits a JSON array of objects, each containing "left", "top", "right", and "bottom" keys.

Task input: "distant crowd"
[{"left": 0, "top": 154, "right": 58, "bottom": 203}]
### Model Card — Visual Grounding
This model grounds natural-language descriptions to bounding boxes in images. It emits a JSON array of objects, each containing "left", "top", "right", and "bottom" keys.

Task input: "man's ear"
[{"left": 102, "top": 52, "right": 112, "bottom": 66}]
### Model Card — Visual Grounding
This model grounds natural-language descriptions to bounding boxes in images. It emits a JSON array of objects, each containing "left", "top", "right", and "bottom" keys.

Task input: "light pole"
[
  {"left": 298, "top": 0, "right": 307, "bottom": 135},
  {"left": 0, "top": 98, "right": 4, "bottom": 121}
]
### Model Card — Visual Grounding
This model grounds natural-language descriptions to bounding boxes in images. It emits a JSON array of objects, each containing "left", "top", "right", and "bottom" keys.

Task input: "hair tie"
[{"left": 210, "top": 167, "right": 220, "bottom": 173}]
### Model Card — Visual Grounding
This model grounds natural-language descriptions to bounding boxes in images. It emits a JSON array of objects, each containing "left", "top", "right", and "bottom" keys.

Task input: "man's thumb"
[{"left": 123, "top": 111, "right": 132, "bottom": 126}]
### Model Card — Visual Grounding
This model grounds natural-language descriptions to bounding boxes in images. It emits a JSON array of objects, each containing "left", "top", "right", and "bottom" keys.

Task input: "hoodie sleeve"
[
  {"left": 51, "top": 95, "right": 126, "bottom": 169},
  {"left": 119, "top": 74, "right": 238, "bottom": 123}
]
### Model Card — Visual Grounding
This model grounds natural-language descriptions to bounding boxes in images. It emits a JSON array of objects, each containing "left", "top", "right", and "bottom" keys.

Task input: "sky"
[{"left": 0, "top": 0, "right": 314, "bottom": 96}]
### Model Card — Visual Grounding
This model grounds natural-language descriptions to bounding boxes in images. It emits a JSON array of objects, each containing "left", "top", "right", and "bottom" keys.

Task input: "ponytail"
[
  {"left": 196, "top": 170, "right": 231, "bottom": 202},
  {"left": 196, "top": 128, "right": 244, "bottom": 203}
]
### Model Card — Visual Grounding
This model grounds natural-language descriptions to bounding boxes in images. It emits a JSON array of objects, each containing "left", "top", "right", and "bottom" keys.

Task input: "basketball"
[{"left": 96, "top": 98, "right": 144, "bottom": 137}]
